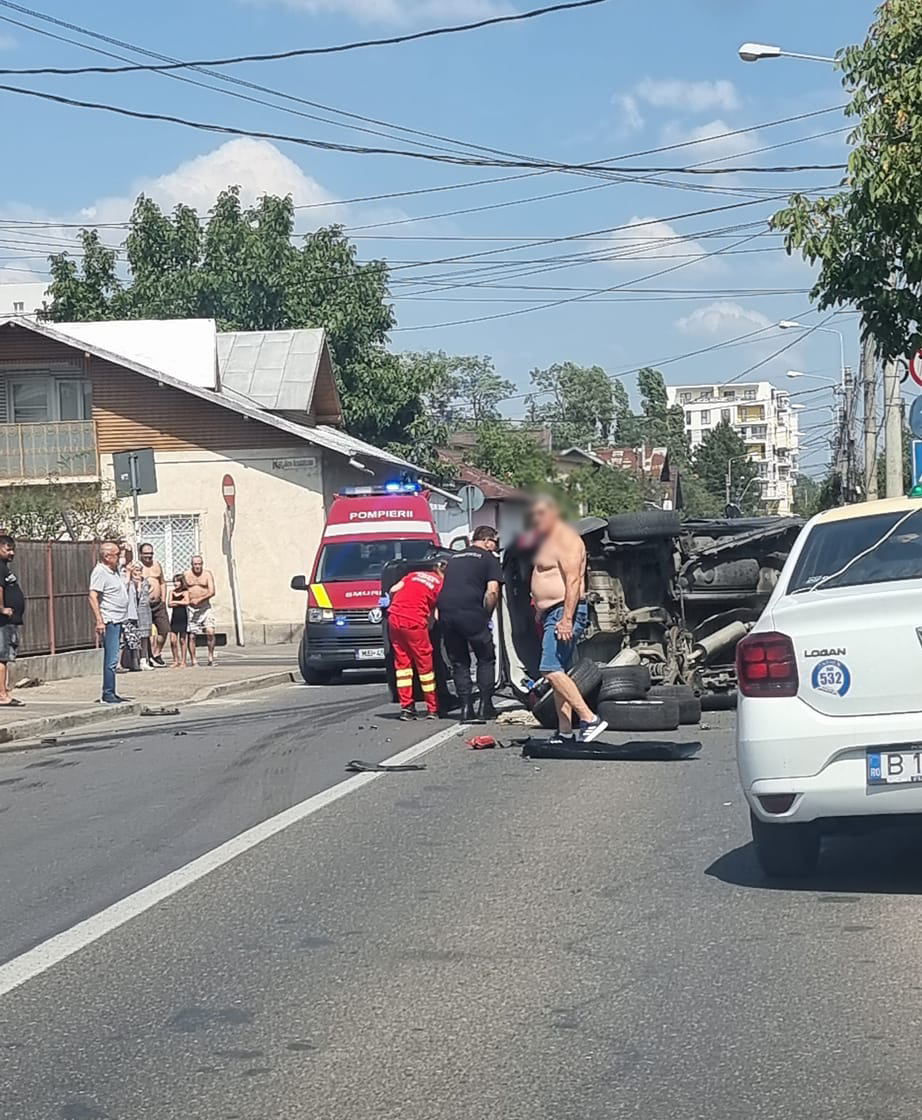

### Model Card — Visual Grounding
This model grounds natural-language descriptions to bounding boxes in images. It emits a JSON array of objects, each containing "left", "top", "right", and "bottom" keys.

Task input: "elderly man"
[
  {"left": 530, "top": 495, "right": 607, "bottom": 744},
  {"left": 0, "top": 535, "right": 25, "bottom": 708},
  {"left": 89, "top": 540, "right": 130, "bottom": 704},
  {"left": 184, "top": 554, "right": 217, "bottom": 666}
]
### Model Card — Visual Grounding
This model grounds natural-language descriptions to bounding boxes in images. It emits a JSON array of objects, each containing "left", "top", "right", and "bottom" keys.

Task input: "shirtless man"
[
  {"left": 138, "top": 542, "right": 168, "bottom": 665},
  {"left": 183, "top": 555, "right": 217, "bottom": 666},
  {"left": 530, "top": 496, "right": 608, "bottom": 744}
]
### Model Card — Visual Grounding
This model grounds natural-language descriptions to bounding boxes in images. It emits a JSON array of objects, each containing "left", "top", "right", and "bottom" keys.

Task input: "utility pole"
[
  {"left": 883, "top": 355, "right": 903, "bottom": 497},
  {"left": 861, "top": 333, "right": 878, "bottom": 500},
  {"left": 835, "top": 366, "right": 857, "bottom": 502}
]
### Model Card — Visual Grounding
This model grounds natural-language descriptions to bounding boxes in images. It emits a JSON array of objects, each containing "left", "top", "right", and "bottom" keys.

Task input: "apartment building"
[{"left": 666, "top": 380, "right": 800, "bottom": 514}]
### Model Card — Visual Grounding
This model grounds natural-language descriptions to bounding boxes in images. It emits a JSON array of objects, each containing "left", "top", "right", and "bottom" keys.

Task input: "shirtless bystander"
[
  {"left": 184, "top": 555, "right": 217, "bottom": 666},
  {"left": 530, "top": 496, "right": 608, "bottom": 744}
]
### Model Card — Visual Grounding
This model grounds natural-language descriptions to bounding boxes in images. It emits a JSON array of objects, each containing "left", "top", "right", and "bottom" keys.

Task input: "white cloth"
[
  {"left": 90, "top": 563, "right": 129, "bottom": 624},
  {"left": 188, "top": 604, "right": 216, "bottom": 634}
]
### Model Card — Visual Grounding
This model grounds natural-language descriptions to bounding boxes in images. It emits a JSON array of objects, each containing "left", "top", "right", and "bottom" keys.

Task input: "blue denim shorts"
[{"left": 539, "top": 603, "right": 588, "bottom": 674}]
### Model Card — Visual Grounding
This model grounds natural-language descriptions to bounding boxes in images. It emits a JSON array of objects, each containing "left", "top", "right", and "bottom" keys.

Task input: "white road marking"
[{"left": 0, "top": 724, "right": 462, "bottom": 999}]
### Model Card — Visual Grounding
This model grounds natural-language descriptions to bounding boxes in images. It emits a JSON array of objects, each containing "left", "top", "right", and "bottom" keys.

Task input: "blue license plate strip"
[{"left": 867, "top": 747, "right": 922, "bottom": 785}]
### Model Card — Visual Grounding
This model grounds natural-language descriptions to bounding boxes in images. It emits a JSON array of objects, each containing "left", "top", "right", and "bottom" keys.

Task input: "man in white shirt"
[{"left": 88, "top": 540, "right": 130, "bottom": 704}]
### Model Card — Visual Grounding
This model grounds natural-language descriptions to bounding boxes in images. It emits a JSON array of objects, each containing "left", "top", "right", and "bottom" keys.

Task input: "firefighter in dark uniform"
[{"left": 437, "top": 525, "right": 503, "bottom": 723}]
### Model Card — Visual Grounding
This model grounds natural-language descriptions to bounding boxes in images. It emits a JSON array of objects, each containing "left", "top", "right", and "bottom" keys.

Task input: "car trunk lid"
[{"left": 772, "top": 583, "right": 922, "bottom": 717}]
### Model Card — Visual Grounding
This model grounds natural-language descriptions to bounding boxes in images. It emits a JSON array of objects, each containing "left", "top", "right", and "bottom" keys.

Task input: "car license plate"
[
  {"left": 867, "top": 748, "right": 922, "bottom": 785},
  {"left": 357, "top": 647, "right": 385, "bottom": 661}
]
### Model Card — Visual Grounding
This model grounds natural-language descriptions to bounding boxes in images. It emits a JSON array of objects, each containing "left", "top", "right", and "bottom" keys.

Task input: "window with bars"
[{"left": 136, "top": 515, "right": 201, "bottom": 581}]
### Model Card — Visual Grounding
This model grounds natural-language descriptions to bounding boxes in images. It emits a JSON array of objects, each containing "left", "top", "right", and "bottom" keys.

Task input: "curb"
[{"left": 0, "top": 670, "right": 298, "bottom": 751}]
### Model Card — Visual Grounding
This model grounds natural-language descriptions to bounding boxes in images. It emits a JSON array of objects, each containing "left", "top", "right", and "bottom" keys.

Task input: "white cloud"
[
  {"left": 0, "top": 34, "right": 15, "bottom": 50},
  {"left": 661, "top": 118, "right": 755, "bottom": 167},
  {"left": 634, "top": 78, "right": 740, "bottom": 114},
  {"left": 247, "top": 0, "right": 511, "bottom": 25},
  {"left": 677, "top": 301, "right": 772, "bottom": 337},
  {"left": 613, "top": 93, "right": 644, "bottom": 135},
  {"left": 79, "top": 138, "right": 338, "bottom": 228},
  {"left": 609, "top": 218, "right": 711, "bottom": 268}
]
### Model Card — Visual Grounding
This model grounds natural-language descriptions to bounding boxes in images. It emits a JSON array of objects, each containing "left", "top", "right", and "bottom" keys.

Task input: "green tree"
[
  {"left": 0, "top": 480, "right": 122, "bottom": 540},
  {"left": 45, "top": 188, "right": 423, "bottom": 453},
  {"left": 692, "top": 422, "right": 762, "bottom": 514},
  {"left": 792, "top": 472, "right": 822, "bottom": 518},
  {"left": 563, "top": 465, "right": 644, "bottom": 518},
  {"left": 401, "top": 351, "right": 515, "bottom": 428},
  {"left": 468, "top": 422, "right": 556, "bottom": 490},
  {"left": 526, "top": 362, "right": 622, "bottom": 448},
  {"left": 771, "top": 1, "right": 922, "bottom": 361},
  {"left": 618, "top": 367, "right": 690, "bottom": 465}
]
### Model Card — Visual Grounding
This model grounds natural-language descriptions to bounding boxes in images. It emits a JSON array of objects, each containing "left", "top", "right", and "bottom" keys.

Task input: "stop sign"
[{"left": 222, "top": 474, "right": 236, "bottom": 509}]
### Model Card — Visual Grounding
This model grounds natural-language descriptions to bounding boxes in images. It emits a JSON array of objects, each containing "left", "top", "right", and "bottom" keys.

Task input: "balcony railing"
[{"left": 0, "top": 421, "right": 99, "bottom": 482}]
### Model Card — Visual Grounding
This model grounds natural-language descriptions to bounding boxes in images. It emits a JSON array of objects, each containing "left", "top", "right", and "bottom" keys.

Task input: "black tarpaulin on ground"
[{"left": 520, "top": 737, "right": 701, "bottom": 762}]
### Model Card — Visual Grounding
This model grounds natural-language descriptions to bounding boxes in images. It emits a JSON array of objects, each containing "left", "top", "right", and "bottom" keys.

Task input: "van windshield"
[
  {"left": 787, "top": 508, "right": 922, "bottom": 593},
  {"left": 317, "top": 538, "right": 434, "bottom": 582}
]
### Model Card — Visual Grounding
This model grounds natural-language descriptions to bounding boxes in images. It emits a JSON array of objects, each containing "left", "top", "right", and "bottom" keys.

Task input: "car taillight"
[{"left": 736, "top": 631, "right": 798, "bottom": 698}]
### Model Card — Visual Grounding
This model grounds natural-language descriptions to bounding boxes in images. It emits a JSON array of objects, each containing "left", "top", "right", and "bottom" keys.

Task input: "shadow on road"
[{"left": 707, "top": 826, "right": 922, "bottom": 895}]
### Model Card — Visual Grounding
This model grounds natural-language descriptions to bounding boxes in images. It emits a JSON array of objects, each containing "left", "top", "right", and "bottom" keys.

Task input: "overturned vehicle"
[{"left": 500, "top": 510, "right": 803, "bottom": 715}]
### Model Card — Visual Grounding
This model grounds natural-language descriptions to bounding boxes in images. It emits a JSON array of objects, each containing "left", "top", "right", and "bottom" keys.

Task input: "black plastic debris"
[
  {"left": 345, "top": 759, "right": 427, "bottom": 773},
  {"left": 520, "top": 736, "right": 701, "bottom": 762},
  {"left": 140, "top": 706, "right": 180, "bottom": 717}
]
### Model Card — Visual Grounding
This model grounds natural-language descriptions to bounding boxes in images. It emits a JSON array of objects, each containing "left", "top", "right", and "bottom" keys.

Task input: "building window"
[
  {"left": 12, "top": 301, "right": 24, "bottom": 314},
  {"left": 721, "top": 408, "right": 731, "bottom": 423},
  {"left": 136, "top": 515, "right": 201, "bottom": 581},
  {"left": 680, "top": 393, "right": 692, "bottom": 404},
  {"left": 722, "top": 390, "right": 736, "bottom": 400},
  {"left": 700, "top": 410, "right": 710, "bottom": 424},
  {"left": 8, "top": 377, "right": 92, "bottom": 423},
  {"left": 685, "top": 411, "right": 692, "bottom": 425},
  {"left": 743, "top": 389, "right": 757, "bottom": 400}
]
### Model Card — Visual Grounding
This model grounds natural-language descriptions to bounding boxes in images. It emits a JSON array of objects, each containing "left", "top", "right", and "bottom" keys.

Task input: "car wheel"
[
  {"left": 597, "top": 698, "right": 680, "bottom": 732},
  {"left": 606, "top": 510, "right": 682, "bottom": 541},
  {"left": 749, "top": 811, "right": 819, "bottom": 879},
  {"left": 598, "top": 665, "right": 651, "bottom": 701},
  {"left": 649, "top": 684, "right": 701, "bottom": 725},
  {"left": 701, "top": 690, "right": 738, "bottom": 712},
  {"left": 532, "top": 658, "right": 603, "bottom": 728}
]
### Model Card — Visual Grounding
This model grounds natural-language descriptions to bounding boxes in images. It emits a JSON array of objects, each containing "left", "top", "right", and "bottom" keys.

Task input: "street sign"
[
  {"left": 910, "top": 350, "right": 922, "bottom": 388},
  {"left": 458, "top": 483, "right": 485, "bottom": 517},
  {"left": 222, "top": 474, "right": 236, "bottom": 509},
  {"left": 910, "top": 397, "right": 922, "bottom": 440},
  {"left": 912, "top": 439, "right": 922, "bottom": 485},
  {"left": 113, "top": 448, "right": 157, "bottom": 498}
]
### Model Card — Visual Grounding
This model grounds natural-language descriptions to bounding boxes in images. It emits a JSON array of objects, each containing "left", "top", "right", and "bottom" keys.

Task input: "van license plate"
[
  {"left": 357, "top": 648, "right": 385, "bottom": 661},
  {"left": 867, "top": 748, "right": 922, "bottom": 785}
]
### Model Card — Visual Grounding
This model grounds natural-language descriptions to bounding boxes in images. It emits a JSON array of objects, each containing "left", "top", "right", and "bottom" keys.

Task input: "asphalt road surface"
[{"left": 3, "top": 680, "right": 922, "bottom": 1119}]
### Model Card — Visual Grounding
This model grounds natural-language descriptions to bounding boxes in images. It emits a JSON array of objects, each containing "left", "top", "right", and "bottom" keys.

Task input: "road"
[{"left": 2, "top": 677, "right": 922, "bottom": 1118}]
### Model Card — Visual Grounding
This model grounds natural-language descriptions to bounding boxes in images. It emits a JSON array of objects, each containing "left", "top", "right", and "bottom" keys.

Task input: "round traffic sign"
[
  {"left": 910, "top": 349, "right": 922, "bottom": 388},
  {"left": 910, "top": 396, "right": 922, "bottom": 440},
  {"left": 222, "top": 473, "right": 236, "bottom": 509},
  {"left": 458, "top": 483, "right": 485, "bottom": 513}
]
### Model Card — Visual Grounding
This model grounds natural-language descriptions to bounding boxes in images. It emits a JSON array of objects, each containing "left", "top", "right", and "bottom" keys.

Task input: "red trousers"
[{"left": 390, "top": 622, "right": 437, "bottom": 713}]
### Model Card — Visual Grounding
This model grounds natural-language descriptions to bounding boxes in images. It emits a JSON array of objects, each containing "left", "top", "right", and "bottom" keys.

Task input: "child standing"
[
  {"left": 169, "top": 574, "right": 193, "bottom": 668},
  {"left": 386, "top": 561, "right": 445, "bottom": 720}
]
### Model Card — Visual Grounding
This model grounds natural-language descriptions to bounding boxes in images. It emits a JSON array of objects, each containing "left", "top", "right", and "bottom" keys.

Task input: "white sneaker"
[{"left": 578, "top": 716, "right": 609, "bottom": 744}]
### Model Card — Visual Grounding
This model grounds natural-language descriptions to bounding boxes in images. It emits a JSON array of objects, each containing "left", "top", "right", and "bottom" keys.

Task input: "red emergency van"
[{"left": 290, "top": 481, "right": 441, "bottom": 683}]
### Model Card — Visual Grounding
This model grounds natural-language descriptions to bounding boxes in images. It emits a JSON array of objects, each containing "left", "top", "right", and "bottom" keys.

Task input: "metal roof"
[{"left": 217, "top": 329, "right": 325, "bottom": 412}]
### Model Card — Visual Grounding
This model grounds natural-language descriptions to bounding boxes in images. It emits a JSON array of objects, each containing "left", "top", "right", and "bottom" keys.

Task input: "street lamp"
[
  {"left": 738, "top": 42, "right": 835, "bottom": 64},
  {"left": 785, "top": 370, "right": 841, "bottom": 388},
  {"left": 779, "top": 320, "right": 847, "bottom": 389},
  {"left": 725, "top": 452, "right": 753, "bottom": 506}
]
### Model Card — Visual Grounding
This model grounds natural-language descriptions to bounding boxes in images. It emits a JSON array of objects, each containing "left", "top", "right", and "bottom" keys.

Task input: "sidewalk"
[{"left": 0, "top": 645, "right": 300, "bottom": 746}]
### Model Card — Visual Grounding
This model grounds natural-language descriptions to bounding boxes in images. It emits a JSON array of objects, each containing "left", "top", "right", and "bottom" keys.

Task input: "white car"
[{"left": 736, "top": 496, "right": 922, "bottom": 877}]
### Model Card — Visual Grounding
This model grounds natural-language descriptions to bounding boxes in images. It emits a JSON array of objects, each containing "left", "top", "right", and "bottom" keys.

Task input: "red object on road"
[
  {"left": 222, "top": 474, "right": 236, "bottom": 509},
  {"left": 467, "top": 734, "right": 497, "bottom": 750}
]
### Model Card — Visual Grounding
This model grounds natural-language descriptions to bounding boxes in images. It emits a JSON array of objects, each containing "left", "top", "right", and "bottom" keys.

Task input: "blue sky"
[{"left": 0, "top": 0, "right": 878, "bottom": 472}]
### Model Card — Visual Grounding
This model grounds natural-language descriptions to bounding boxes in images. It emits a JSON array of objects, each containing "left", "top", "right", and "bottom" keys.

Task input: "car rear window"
[{"left": 788, "top": 508, "right": 922, "bottom": 593}]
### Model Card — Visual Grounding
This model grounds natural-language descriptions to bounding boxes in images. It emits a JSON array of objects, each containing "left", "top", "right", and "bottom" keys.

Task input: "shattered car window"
[{"left": 788, "top": 509, "right": 922, "bottom": 593}]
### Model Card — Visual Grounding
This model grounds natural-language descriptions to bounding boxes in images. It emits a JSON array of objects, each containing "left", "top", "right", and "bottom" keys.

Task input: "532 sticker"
[{"left": 811, "top": 658, "right": 851, "bottom": 697}]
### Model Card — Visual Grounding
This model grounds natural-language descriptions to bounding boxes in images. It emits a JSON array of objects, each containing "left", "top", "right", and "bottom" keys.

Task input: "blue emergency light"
[{"left": 340, "top": 478, "right": 422, "bottom": 497}]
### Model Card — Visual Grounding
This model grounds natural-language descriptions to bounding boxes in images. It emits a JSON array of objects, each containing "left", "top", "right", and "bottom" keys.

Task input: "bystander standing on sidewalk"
[
  {"left": 0, "top": 535, "right": 25, "bottom": 708},
  {"left": 169, "top": 574, "right": 193, "bottom": 667},
  {"left": 184, "top": 555, "right": 217, "bottom": 666},
  {"left": 139, "top": 543, "right": 168, "bottom": 666},
  {"left": 89, "top": 541, "right": 130, "bottom": 704}
]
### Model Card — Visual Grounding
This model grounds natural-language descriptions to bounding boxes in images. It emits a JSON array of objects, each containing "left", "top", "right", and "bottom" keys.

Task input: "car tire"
[
  {"left": 599, "top": 665, "right": 651, "bottom": 702},
  {"left": 532, "top": 658, "right": 603, "bottom": 728},
  {"left": 597, "top": 698, "right": 680, "bottom": 732},
  {"left": 606, "top": 510, "right": 682, "bottom": 541},
  {"left": 649, "top": 684, "right": 701, "bottom": 725},
  {"left": 750, "top": 811, "right": 819, "bottom": 879},
  {"left": 701, "top": 690, "right": 738, "bottom": 712}
]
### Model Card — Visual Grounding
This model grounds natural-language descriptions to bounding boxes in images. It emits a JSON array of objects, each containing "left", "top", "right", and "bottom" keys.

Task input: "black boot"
[
  {"left": 477, "top": 697, "right": 498, "bottom": 722},
  {"left": 459, "top": 697, "right": 480, "bottom": 723}
]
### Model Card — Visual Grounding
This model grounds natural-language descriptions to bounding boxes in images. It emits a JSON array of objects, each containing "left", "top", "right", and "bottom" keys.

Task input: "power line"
[{"left": 0, "top": 0, "right": 612, "bottom": 72}]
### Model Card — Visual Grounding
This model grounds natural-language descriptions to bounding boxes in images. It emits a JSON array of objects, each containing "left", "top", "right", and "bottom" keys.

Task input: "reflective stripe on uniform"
[
  {"left": 310, "top": 583, "right": 332, "bottom": 608},
  {"left": 421, "top": 682, "right": 436, "bottom": 693},
  {"left": 395, "top": 669, "right": 414, "bottom": 680},
  {"left": 418, "top": 672, "right": 435, "bottom": 683}
]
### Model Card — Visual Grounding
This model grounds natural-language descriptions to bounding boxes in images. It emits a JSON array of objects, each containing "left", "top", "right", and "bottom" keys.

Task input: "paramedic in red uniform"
[{"left": 387, "top": 560, "right": 446, "bottom": 720}]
